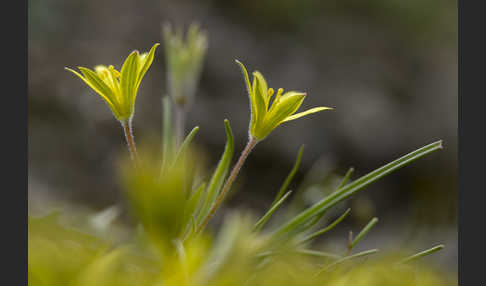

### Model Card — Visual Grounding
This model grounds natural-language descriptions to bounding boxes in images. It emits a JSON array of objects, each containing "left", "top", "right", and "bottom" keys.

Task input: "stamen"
[
  {"left": 109, "top": 65, "right": 120, "bottom": 77},
  {"left": 268, "top": 88, "right": 275, "bottom": 97}
]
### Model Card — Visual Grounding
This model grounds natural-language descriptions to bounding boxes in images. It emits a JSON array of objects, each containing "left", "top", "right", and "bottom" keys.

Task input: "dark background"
[{"left": 28, "top": 0, "right": 457, "bottom": 271}]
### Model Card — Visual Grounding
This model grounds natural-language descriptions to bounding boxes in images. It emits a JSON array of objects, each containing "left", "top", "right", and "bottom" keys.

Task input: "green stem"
[
  {"left": 196, "top": 137, "right": 258, "bottom": 233},
  {"left": 121, "top": 119, "right": 140, "bottom": 166},
  {"left": 161, "top": 96, "right": 173, "bottom": 173},
  {"left": 174, "top": 105, "right": 186, "bottom": 148}
]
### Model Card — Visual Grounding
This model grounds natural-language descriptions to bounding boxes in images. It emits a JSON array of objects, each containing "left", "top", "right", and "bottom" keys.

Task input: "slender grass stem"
[
  {"left": 121, "top": 119, "right": 140, "bottom": 166},
  {"left": 196, "top": 137, "right": 258, "bottom": 233},
  {"left": 174, "top": 105, "right": 186, "bottom": 148}
]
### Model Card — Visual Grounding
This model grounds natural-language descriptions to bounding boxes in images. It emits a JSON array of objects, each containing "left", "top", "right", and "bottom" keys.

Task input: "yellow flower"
[
  {"left": 236, "top": 60, "right": 333, "bottom": 141},
  {"left": 66, "top": 43, "right": 160, "bottom": 122}
]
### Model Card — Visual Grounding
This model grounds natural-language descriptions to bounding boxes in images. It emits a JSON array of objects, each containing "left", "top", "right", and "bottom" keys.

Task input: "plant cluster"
[{"left": 29, "top": 23, "right": 454, "bottom": 286}]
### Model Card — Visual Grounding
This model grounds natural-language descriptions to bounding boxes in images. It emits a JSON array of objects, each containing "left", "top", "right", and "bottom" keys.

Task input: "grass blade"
[
  {"left": 397, "top": 244, "right": 445, "bottom": 264},
  {"left": 272, "top": 141, "right": 442, "bottom": 240},
  {"left": 253, "top": 191, "right": 293, "bottom": 232},
  {"left": 270, "top": 145, "right": 304, "bottom": 207},
  {"left": 196, "top": 120, "right": 234, "bottom": 225},
  {"left": 255, "top": 249, "right": 341, "bottom": 260},
  {"left": 185, "top": 183, "right": 206, "bottom": 223},
  {"left": 171, "top": 126, "right": 200, "bottom": 167},
  {"left": 298, "top": 208, "right": 351, "bottom": 245},
  {"left": 349, "top": 217, "right": 379, "bottom": 251},
  {"left": 337, "top": 167, "right": 354, "bottom": 189},
  {"left": 302, "top": 167, "right": 355, "bottom": 231},
  {"left": 294, "top": 249, "right": 342, "bottom": 260},
  {"left": 318, "top": 249, "right": 379, "bottom": 274},
  {"left": 182, "top": 183, "right": 206, "bottom": 240}
]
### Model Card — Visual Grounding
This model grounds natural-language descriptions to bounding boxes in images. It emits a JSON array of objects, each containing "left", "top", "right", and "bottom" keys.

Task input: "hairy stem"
[
  {"left": 197, "top": 137, "right": 258, "bottom": 233},
  {"left": 122, "top": 119, "right": 140, "bottom": 166}
]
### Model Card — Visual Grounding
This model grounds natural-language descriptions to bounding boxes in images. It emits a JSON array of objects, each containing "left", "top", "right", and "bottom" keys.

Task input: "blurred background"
[{"left": 28, "top": 0, "right": 457, "bottom": 273}]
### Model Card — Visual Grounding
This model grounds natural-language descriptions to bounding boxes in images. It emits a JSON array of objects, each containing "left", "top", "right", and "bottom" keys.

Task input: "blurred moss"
[{"left": 29, "top": 210, "right": 456, "bottom": 286}]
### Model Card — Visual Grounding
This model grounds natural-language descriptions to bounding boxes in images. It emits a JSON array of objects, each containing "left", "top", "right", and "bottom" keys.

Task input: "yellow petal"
[
  {"left": 93, "top": 65, "right": 120, "bottom": 95},
  {"left": 120, "top": 51, "right": 139, "bottom": 112},
  {"left": 252, "top": 71, "right": 270, "bottom": 109},
  {"left": 265, "top": 92, "right": 306, "bottom": 127},
  {"left": 76, "top": 67, "right": 118, "bottom": 106},
  {"left": 235, "top": 60, "right": 258, "bottom": 130},
  {"left": 251, "top": 75, "right": 267, "bottom": 132},
  {"left": 235, "top": 60, "right": 252, "bottom": 95},
  {"left": 65, "top": 67, "right": 122, "bottom": 120},
  {"left": 252, "top": 92, "right": 306, "bottom": 140},
  {"left": 281, "top": 106, "right": 333, "bottom": 123},
  {"left": 135, "top": 43, "right": 160, "bottom": 92}
]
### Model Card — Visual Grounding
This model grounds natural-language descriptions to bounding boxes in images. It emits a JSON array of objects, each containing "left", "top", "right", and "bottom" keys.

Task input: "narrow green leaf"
[
  {"left": 298, "top": 208, "right": 351, "bottom": 245},
  {"left": 182, "top": 183, "right": 206, "bottom": 239},
  {"left": 302, "top": 167, "right": 355, "bottom": 231},
  {"left": 349, "top": 217, "right": 379, "bottom": 251},
  {"left": 271, "top": 145, "right": 304, "bottom": 208},
  {"left": 255, "top": 249, "right": 341, "bottom": 260},
  {"left": 171, "top": 126, "right": 200, "bottom": 167},
  {"left": 294, "top": 249, "right": 342, "bottom": 260},
  {"left": 338, "top": 167, "right": 355, "bottom": 189},
  {"left": 272, "top": 141, "right": 442, "bottom": 240},
  {"left": 185, "top": 183, "right": 206, "bottom": 221},
  {"left": 397, "top": 244, "right": 445, "bottom": 264},
  {"left": 253, "top": 191, "right": 293, "bottom": 233},
  {"left": 318, "top": 249, "right": 379, "bottom": 273},
  {"left": 196, "top": 120, "right": 234, "bottom": 225}
]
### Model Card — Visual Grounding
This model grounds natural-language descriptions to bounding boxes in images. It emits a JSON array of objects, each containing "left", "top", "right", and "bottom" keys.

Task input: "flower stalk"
[
  {"left": 196, "top": 60, "right": 333, "bottom": 233},
  {"left": 121, "top": 119, "right": 140, "bottom": 166},
  {"left": 66, "top": 43, "right": 159, "bottom": 166},
  {"left": 196, "top": 136, "right": 258, "bottom": 234}
]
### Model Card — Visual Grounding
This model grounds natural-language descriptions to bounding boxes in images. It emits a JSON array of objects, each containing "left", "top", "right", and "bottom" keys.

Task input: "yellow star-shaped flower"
[
  {"left": 236, "top": 60, "right": 333, "bottom": 141},
  {"left": 66, "top": 43, "right": 160, "bottom": 122}
]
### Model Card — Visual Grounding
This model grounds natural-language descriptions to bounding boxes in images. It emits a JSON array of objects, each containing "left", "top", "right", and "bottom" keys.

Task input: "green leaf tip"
[
  {"left": 298, "top": 208, "right": 351, "bottom": 245},
  {"left": 195, "top": 119, "right": 235, "bottom": 228},
  {"left": 319, "top": 249, "right": 380, "bottom": 274},
  {"left": 398, "top": 244, "right": 445, "bottom": 264},
  {"left": 350, "top": 217, "right": 379, "bottom": 251},
  {"left": 253, "top": 190, "right": 293, "bottom": 233},
  {"left": 270, "top": 145, "right": 304, "bottom": 208},
  {"left": 271, "top": 140, "right": 442, "bottom": 241}
]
